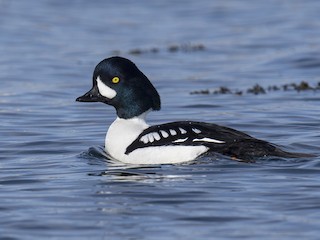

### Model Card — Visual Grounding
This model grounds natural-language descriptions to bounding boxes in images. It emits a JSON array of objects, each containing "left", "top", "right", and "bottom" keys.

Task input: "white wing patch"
[
  {"left": 174, "top": 138, "right": 188, "bottom": 143},
  {"left": 192, "top": 128, "right": 201, "bottom": 134},
  {"left": 96, "top": 76, "right": 117, "bottom": 99},
  {"left": 137, "top": 126, "right": 225, "bottom": 147},
  {"left": 169, "top": 129, "right": 177, "bottom": 135},
  {"left": 160, "top": 130, "right": 169, "bottom": 138},
  {"left": 147, "top": 134, "right": 154, "bottom": 143},
  {"left": 140, "top": 135, "right": 149, "bottom": 144},
  {"left": 153, "top": 132, "right": 161, "bottom": 141},
  {"left": 179, "top": 128, "right": 187, "bottom": 134},
  {"left": 140, "top": 132, "right": 162, "bottom": 144},
  {"left": 193, "top": 137, "right": 225, "bottom": 144}
]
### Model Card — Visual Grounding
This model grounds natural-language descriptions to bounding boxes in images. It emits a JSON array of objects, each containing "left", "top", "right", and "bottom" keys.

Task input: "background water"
[{"left": 1, "top": 0, "right": 320, "bottom": 239}]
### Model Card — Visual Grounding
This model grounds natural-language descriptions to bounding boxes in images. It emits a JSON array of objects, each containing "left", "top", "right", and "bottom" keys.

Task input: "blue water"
[{"left": 1, "top": 0, "right": 320, "bottom": 239}]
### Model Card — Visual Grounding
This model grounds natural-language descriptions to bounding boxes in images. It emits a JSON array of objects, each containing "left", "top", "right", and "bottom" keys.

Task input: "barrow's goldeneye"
[{"left": 76, "top": 56, "right": 311, "bottom": 164}]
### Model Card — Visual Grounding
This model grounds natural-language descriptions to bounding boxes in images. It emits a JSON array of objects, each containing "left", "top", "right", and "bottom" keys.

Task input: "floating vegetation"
[
  {"left": 128, "top": 47, "right": 159, "bottom": 55},
  {"left": 190, "top": 81, "right": 320, "bottom": 95},
  {"left": 167, "top": 43, "right": 205, "bottom": 53},
  {"left": 111, "top": 43, "right": 205, "bottom": 56},
  {"left": 246, "top": 84, "right": 267, "bottom": 95}
]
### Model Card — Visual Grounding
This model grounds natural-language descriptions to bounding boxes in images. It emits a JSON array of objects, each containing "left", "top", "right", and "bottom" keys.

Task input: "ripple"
[
  {"left": 292, "top": 56, "right": 320, "bottom": 69},
  {"left": 2, "top": 0, "right": 320, "bottom": 239}
]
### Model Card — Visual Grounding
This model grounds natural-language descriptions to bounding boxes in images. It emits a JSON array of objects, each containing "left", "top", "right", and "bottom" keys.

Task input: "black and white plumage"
[
  {"left": 76, "top": 56, "right": 311, "bottom": 164},
  {"left": 125, "top": 121, "right": 301, "bottom": 159}
]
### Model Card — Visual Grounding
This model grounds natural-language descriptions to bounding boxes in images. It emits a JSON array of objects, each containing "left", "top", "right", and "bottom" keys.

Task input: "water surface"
[{"left": 1, "top": 0, "right": 320, "bottom": 239}]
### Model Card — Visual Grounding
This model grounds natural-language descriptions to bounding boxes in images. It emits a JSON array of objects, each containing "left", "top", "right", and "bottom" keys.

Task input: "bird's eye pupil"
[{"left": 112, "top": 77, "right": 120, "bottom": 84}]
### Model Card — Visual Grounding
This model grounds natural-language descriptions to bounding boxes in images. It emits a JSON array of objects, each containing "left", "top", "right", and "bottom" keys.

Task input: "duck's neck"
[
  {"left": 107, "top": 109, "right": 152, "bottom": 143},
  {"left": 116, "top": 100, "right": 153, "bottom": 119},
  {"left": 116, "top": 109, "right": 151, "bottom": 123},
  {"left": 105, "top": 111, "right": 150, "bottom": 158}
]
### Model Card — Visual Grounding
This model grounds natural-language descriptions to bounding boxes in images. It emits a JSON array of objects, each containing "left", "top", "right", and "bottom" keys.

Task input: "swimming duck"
[{"left": 76, "top": 56, "right": 309, "bottom": 164}]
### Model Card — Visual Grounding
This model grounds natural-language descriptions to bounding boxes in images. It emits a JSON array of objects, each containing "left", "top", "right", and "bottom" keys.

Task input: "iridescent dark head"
[{"left": 76, "top": 56, "right": 161, "bottom": 119}]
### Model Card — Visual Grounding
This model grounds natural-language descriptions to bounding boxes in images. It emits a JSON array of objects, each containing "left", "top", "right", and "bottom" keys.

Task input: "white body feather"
[{"left": 105, "top": 114, "right": 208, "bottom": 165}]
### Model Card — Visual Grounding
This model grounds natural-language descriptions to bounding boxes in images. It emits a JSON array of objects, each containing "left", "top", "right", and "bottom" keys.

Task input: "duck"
[{"left": 76, "top": 56, "right": 310, "bottom": 164}]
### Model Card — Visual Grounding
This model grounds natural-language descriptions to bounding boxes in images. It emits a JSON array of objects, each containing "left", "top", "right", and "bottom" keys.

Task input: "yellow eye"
[{"left": 112, "top": 76, "right": 120, "bottom": 84}]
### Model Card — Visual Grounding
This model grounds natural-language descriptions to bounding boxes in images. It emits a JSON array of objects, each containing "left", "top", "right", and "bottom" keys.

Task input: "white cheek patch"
[{"left": 96, "top": 76, "right": 117, "bottom": 99}]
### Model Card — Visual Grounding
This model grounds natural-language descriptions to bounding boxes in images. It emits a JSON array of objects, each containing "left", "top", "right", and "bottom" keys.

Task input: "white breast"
[
  {"left": 105, "top": 115, "right": 208, "bottom": 165},
  {"left": 105, "top": 116, "right": 149, "bottom": 161}
]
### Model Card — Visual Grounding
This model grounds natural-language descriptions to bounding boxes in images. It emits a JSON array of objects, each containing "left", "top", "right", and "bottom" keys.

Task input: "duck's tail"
[
  {"left": 213, "top": 139, "right": 316, "bottom": 160},
  {"left": 272, "top": 147, "right": 316, "bottom": 158}
]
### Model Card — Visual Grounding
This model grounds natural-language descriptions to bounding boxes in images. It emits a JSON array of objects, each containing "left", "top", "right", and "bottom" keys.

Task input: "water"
[{"left": 1, "top": 0, "right": 320, "bottom": 239}]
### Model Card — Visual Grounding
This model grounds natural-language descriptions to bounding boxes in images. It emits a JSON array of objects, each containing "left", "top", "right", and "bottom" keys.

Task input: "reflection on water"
[{"left": 1, "top": 0, "right": 320, "bottom": 239}]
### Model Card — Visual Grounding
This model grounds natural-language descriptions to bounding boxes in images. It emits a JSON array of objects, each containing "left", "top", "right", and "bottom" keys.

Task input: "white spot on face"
[
  {"left": 192, "top": 128, "right": 201, "bottom": 134},
  {"left": 96, "top": 76, "right": 117, "bottom": 99},
  {"left": 169, "top": 129, "right": 177, "bottom": 136},
  {"left": 160, "top": 130, "right": 169, "bottom": 138},
  {"left": 179, "top": 128, "right": 187, "bottom": 134},
  {"left": 173, "top": 138, "right": 188, "bottom": 143},
  {"left": 193, "top": 137, "right": 225, "bottom": 144}
]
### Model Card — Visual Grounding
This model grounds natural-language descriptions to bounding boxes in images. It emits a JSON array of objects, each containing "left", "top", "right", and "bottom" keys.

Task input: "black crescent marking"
[{"left": 125, "top": 121, "right": 254, "bottom": 155}]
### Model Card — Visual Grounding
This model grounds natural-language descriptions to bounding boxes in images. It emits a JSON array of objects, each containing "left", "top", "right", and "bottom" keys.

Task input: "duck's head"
[{"left": 76, "top": 56, "right": 161, "bottom": 119}]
